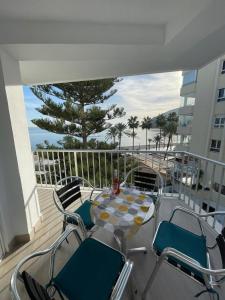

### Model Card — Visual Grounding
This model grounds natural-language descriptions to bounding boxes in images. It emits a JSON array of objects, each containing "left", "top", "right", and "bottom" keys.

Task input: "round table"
[{"left": 91, "top": 187, "right": 155, "bottom": 255}]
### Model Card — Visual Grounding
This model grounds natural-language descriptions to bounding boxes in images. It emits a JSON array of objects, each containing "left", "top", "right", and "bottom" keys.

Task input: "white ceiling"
[
  {"left": 0, "top": 0, "right": 225, "bottom": 84},
  {"left": 0, "top": 0, "right": 210, "bottom": 24}
]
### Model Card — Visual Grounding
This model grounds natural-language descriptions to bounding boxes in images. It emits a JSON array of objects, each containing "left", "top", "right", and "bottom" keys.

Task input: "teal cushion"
[
  {"left": 53, "top": 238, "right": 125, "bottom": 300},
  {"left": 67, "top": 200, "right": 94, "bottom": 230},
  {"left": 153, "top": 221, "right": 207, "bottom": 279}
]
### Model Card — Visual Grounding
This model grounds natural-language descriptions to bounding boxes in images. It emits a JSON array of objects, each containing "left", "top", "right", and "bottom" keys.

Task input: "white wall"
[
  {"left": 0, "top": 49, "right": 40, "bottom": 250},
  {"left": 190, "top": 59, "right": 220, "bottom": 156}
]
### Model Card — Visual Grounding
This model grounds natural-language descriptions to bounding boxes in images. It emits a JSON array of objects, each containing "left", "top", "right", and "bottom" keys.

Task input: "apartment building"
[
  {"left": 177, "top": 56, "right": 225, "bottom": 210},
  {"left": 190, "top": 57, "right": 225, "bottom": 160},
  {"left": 177, "top": 70, "right": 197, "bottom": 150}
]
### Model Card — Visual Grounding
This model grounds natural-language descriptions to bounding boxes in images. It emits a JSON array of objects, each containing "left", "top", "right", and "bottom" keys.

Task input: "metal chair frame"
[
  {"left": 119, "top": 166, "right": 163, "bottom": 255},
  {"left": 11, "top": 225, "right": 133, "bottom": 300},
  {"left": 121, "top": 165, "right": 163, "bottom": 227},
  {"left": 142, "top": 206, "right": 225, "bottom": 300},
  {"left": 53, "top": 176, "right": 96, "bottom": 238}
]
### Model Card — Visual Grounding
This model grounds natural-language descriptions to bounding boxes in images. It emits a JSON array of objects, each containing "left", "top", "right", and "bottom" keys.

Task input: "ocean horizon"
[{"left": 28, "top": 126, "right": 161, "bottom": 150}]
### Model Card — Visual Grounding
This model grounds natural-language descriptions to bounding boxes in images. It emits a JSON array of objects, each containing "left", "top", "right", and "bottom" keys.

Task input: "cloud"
[
  {"left": 113, "top": 72, "right": 182, "bottom": 120},
  {"left": 24, "top": 72, "right": 182, "bottom": 130}
]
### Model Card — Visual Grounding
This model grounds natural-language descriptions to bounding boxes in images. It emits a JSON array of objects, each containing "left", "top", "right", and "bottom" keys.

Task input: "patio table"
[{"left": 91, "top": 187, "right": 155, "bottom": 255}]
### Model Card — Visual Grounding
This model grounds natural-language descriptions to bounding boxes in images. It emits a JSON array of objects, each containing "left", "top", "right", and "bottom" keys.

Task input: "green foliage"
[
  {"left": 156, "top": 114, "right": 166, "bottom": 129},
  {"left": 31, "top": 79, "right": 125, "bottom": 148},
  {"left": 153, "top": 135, "right": 161, "bottom": 150},
  {"left": 106, "top": 126, "right": 118, "bottom": 145},
  {"left": 127, "top": 116, "right": 139, "bottom": 149},
  {"left": 128, "top": 116, "right": 139, "bottom": 129},
  {"left": 141, "top": 116, "right": 152, "bottom": 150},
  {"left": 141, "top": 116, "right": 152, "bottom": 130},
  {"left": 35, "top": 140, "right": 60, "bottom": 150},
  {"left": 115, "top": 123, "right": 127, "bottom": 150},
  {"left": 163, "top": 112, "right": 179, "bottom": 156},
  {"left": 36, "top": 136, "right": 117, "bottom": 150},
  {"left": 156, "top": 114, "right": 166, "bottom": 149},
  {"left": 35, "top": 150, "right": 138, "bottom": 188}
]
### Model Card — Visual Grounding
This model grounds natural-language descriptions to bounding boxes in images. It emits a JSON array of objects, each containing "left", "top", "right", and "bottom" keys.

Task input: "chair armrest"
[
  {"left": 49, "top": 225, "right": 83, "bottom": 280},
  {"left": 198, "top": 211, "right": 225, "bottom": 218},
  {"left": 11, "top": 226, "right": 81, "bottom": 300},
  {"left": 160, "top": 247, "right": 225, "bottom": 277},
  {"left": 110, "top": 260, "right": 133, "bottom": 300},
  {"left": 169, "top": 206, "right": 205, "bottom": 235}
]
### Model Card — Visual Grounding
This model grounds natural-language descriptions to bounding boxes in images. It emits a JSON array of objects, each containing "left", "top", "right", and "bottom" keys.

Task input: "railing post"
[{"left": 178, "top": 153, "right": 185, "bottom": 201}]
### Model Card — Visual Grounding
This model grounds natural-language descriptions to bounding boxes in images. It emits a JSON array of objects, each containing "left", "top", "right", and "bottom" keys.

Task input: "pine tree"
[{"left": 31, "top": 79, "right": 125, "bottom": 148}]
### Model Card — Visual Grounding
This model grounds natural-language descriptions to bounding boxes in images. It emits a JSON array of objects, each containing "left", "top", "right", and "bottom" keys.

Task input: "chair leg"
[
  {"left": 62, "top": 220, "right": 69, "bottom": 244},
  {"left": 142, "top": 259, "right": 161, "bottom": 300}
]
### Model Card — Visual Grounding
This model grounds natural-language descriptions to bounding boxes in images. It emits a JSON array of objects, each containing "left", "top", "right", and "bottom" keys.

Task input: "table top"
[{"left": 91, "top": 187, "right": 155, "bottom": 238}]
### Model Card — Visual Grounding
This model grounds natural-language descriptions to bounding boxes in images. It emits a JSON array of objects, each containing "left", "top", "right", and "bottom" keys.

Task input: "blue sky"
[{"left": 24, "top": 72, "right": 182, "bottom": 127}]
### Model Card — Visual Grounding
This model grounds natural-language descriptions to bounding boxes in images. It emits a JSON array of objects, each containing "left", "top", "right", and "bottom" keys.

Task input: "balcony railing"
[{"left": 33, "top": 149, "right": 225, "bottom": 233}]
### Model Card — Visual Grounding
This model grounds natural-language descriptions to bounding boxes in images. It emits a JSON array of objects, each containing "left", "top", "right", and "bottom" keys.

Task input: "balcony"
[
  {"left": 179, "top": 105, "right": 194, "bottom": 116},
  {"left": 1, "top": 150, "right": 225, "bottom": 299},
  {"left": 177, "top": 123, "right": 192, "bottom": 135}
]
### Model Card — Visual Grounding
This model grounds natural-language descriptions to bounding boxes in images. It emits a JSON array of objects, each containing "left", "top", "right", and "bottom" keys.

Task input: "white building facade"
[{"left": 178, "top": 56, "right": 225, "bottom": 211}]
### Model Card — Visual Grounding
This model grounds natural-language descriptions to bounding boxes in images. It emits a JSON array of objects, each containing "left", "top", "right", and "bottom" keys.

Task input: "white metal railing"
[{"left": 33, "top": 149, "right": 225, "bottom": 232}]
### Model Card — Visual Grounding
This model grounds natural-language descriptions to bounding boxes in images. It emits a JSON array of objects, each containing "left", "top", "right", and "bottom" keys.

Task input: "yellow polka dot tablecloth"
[{"left": 91, "top": 187, "right": 155, "bottom": 239}]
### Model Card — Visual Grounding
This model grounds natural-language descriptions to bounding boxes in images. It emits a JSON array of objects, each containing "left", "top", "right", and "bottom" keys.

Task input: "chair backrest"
[
  {"left": 22, "top": 271, "right": 52, "bottom": 300},
  {"left": 216, "top": 226, "right": 225, "bottom": 268},
  {"left": 125, "top": 166, "right": 162, "bottom": 193},
  {"left": 56, "top": 178, "right": 82, "bottom": 209},
  {"left": 133, "top": 170, "right": 158, "bottom": 191}
]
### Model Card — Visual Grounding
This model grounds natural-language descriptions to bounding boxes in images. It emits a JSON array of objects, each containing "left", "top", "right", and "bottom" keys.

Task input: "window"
[
  {"left": 217, "top": 88, "right": 225, "bottom": 102},
  {"left": 182, "top": 70, "right": 197, "bottom": 86},
  {"left": 214, "top": 116, "right": 225, "bottom": 128},
  {"left": 202, "top": 202, "right": 215, "bottom": 213},
  {"left": 213, "top": 182, "right": 225, "bottom": 196},
  {"left": 222, "top": 60, "right": 225, "bottom": 74},
  {"left": 210, "top": 139, "right": 221, "bottom": 152}
]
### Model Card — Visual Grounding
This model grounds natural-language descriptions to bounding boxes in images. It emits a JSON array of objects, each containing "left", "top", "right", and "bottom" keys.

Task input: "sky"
[{"left": 23, "top": 71, "right": 182, "bottom": 127}]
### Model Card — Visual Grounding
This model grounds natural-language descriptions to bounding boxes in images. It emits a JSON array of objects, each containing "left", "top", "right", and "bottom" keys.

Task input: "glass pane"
[
  {"left": 211, "top": 140, "right": 216, "bottom": 147},
  {"left": 223, "top": 60, "right": 225, "bottom": 70},
  {"left": 218, "top": 88, "right": 225, "bottom": 98}
]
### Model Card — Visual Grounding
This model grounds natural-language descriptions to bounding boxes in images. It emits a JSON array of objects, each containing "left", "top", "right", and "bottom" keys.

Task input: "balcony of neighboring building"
[
  {"left": 180, "top": 70, "right": 197, "bottom": 96},
  {"left": 177, "top": 123, "right": 192, "bottom": 135},
  {"left": 177, "top": 115, "right": 193, "bottom": 135},
  {"left": 179, "top": 95, "right": 195, "bottom": 116},
  {"left": 179, "top": 105, "right": 194, "bottom": 116}
]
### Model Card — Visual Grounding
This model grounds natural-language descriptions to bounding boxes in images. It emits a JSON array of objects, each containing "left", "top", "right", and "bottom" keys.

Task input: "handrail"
[{"left": 33, "top": 148, "right": 225, "bottom": 232}]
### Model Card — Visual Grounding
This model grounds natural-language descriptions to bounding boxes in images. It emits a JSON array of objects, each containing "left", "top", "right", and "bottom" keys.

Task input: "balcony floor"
[{"left": 0, "top": 188, "right": 224, "bottom": 300}]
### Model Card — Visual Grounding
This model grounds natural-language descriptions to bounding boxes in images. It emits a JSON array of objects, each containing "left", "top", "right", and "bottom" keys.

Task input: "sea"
[{"left": 29, "top": 127, "right": 161, "bottom": 150}]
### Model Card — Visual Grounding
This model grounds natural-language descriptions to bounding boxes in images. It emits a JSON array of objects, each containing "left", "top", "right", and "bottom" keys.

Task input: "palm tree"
[
  {"left": 162, "top": 130, "right": 167, "bottom": 148},
  {"left": 115, "top": 123, "right": 126, "bottom": 150},
  {"left": 106, "top": 126, "right": 118, "bottom": 145},
  {"left": 127, "top": 116, "right": 139, "bottom": 150},
  {"left": 141, "top": 116, "right": 152, "bottom": 150},
  {"left": 163, "top": 112, "right": 179, "bottom": 158},
  {"left": 148, "top": 138, "right": 152, "bottom": 150},
  {"left": 156, "top": 114, "right": 166, "bottom": 150},
  {"left": 125, "top": 131, "right": 138, "bottom": 149},
  {"left": 153, "top": 135, "right": 161, "bottom": 150}
]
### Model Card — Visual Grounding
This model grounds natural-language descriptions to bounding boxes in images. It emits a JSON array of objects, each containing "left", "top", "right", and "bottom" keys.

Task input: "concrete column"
[{"left": 0, "top": 49, "right": 41, "bottom": 254}]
